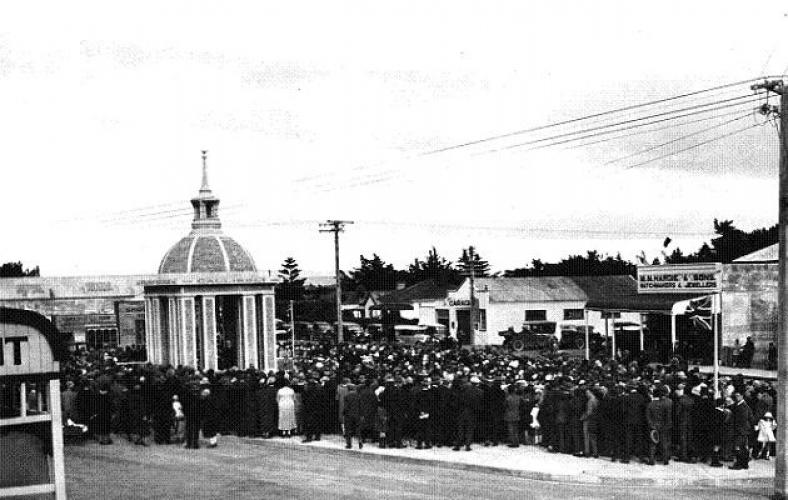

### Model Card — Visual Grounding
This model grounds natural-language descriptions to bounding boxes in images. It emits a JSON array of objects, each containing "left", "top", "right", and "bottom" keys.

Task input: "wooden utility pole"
[
  {"left": 320, "top": 220, "right": 353, "bottom": 344},
  {"left": 468, "top": 245, "right": 477, "bottom": 346},
  {"left": 289, "top": 299, "right": 296, "bottom": 360},
  {"left": 753, "top": 79, "right": 787, "bottom": 499}
]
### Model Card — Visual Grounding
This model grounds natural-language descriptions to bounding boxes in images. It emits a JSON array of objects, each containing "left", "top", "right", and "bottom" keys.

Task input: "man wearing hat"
[
  {"left": 434, "top": 375, "right": 455, "bottom": 448},
  {"left": 646, "top": 385, "right": 673, "bottom": 465},
  {"left": 379, "top": 374, "right": 404, "bottom": 448},
  {"left": 413, "top": 376, "right": 436, "bottom": 449},
  {"left": 301, "top": 378, "right": 324, "bottom": 443},
  {"left": 342, "top": 383, "right": 362, "bottom": 449},
  {"left": 673, "top": 382, "right": 695, "bottom": 463},
  {"left": 729, "top": 391, "right": 754, "bottom": 470},
  {"left": 453, "top": 376, "right": 483, "bottom": 451},
  {"left": 621, "top": 382, "right": 648, "bottom": 463}
]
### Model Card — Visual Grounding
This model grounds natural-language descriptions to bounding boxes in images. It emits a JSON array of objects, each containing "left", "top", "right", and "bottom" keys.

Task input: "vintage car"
[
  {"left": 498, "top": 321, "right": 559, "bottom": 351},
  {"left": 395, "top": 324, "right": 447, "bottom": 345}
]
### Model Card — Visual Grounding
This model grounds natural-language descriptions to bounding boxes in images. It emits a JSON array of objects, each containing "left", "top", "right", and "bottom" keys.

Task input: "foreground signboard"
[
  {"left": 637, "top": 263, "right": 722, "bottom": 294},
  {"left": 1, "top": 308, "right": 66, "bottom": 499}
]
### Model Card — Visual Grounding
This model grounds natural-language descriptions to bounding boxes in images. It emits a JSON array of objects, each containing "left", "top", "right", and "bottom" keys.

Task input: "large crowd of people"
[{"left": 57, "top": 339, "right": 776, "bottom": 471}]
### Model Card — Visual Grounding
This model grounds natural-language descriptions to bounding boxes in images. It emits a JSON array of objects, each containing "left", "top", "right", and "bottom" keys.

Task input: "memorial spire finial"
[{"left": 200, "top": 150, "right": 210, "bottom": 193}]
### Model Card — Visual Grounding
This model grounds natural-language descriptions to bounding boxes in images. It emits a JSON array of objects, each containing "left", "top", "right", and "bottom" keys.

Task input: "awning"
[{"left": 585, "top": 292, "right": 708, "bottom": 314}]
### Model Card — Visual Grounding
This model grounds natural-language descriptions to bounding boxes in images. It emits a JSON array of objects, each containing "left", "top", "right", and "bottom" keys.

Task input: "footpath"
[{"left": 244, "top": 434, "right": 773, "bottom": 487}]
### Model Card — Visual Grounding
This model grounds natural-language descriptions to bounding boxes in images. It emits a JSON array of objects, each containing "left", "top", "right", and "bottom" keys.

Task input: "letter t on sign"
[{"left": 2, "top": 336, "right": 28, "bottom": 365}]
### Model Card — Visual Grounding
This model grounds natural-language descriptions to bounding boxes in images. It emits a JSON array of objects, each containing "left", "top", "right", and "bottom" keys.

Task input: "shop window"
[
  {"left": 563, "top": 309, "right": 585, "bottom": 321},
  {"left": 525, "top": 310, "right": 547, "bottom": 322},
  {"left": 134, "top": 320, "right": 145, "bottom": 345},
  {"left": 601, "top": 312, "right": 621, "bottom": 319},
  {"left": 86, "top": 328, "right": 118, "bottom": 349}
]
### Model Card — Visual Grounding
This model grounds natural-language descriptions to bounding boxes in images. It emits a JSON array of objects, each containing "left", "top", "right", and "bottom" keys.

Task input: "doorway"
[
  {"left": 456, "top": 309, "right": 471, "bottom": 345},
  {"left": 216, "top": 295, "right": 241, "bottom": 370}
]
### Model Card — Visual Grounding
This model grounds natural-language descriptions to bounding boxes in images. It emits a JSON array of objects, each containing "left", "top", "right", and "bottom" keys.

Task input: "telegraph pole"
[
  {"left": 754, "top": 79, "right": 787, "bottom": 499},
  {"left": 468, "top": 246, "right": 477, "bottom": 346},
  {"left": 320, "top": 220, "right": 353, "bottom": 344},
  {"left": 289, "top": 299, "right": 296, "bottom": 361}
]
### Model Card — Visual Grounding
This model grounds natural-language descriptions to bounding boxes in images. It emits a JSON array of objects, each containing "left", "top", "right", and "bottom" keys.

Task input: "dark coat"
[
  {"left": 240, "top": 380, "right": 257, "bottom": 437},
  {"left": 732, "top": 400, "right": 754, "bottom": 437},
  {"left": 673, "top": 393, "right": 694, "bottom": 430},
  {"left": 91, "top": 391, "right": 113, "bottom": 435},
  {"left": 379, "top": 384, "right": 403, "bottom": 420},
  {"left": 622, "top": 391, "right": 647, "bottom": 427},
  {"left": 646, "top": 397, "right": 673, "bottom": 431},
  {"left": 255, "top": 384, "right": 278, "bottom": 435},
  {"left": 459, "top": 383, "right": 483, "bottom": 418},
  {"left": 302, "top": 383, "right": 325, "bottom": 430},
  {"left": 413, "top": 387, "right": 436, "bottom": 419},
  {"left": 128, "top": 388, "right": 149, "bottom": 435},
  {"left": 343, "top": 391, "right": 362, "bottom": 420},
  {"left": 504, "top": 393, "right": 522, "bottom": 422},
  {"left": 201, "top": 394, "right": 220, "bottom": 438},
  {"left": 358, "top": 386, "right": 379, "bottom": 422}
]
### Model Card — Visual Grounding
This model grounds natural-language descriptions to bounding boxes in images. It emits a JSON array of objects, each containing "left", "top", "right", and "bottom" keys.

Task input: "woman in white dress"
[{"left": 277, "top": 381, "right": 297, "bottom": 437}]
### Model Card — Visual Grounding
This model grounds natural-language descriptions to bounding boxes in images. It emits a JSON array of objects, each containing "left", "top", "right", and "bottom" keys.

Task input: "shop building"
[
  {"left": 585, "top": 252, "right": 778, "bottom": 368},
  {"left": 379, "top": 276, "right": 642, "bottom": 346},
  {"left": 0, "top": 275, "right": 148, "bottom": 349}
]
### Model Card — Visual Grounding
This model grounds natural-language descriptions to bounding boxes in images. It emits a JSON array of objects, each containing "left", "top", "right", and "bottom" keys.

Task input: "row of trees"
[
  {"left": 0, "top": 261, "right": 40, "bottom": 277},
  {"left": 276, "top": 219, "right": 779, "bottom": 303},
  {"left": 276, "top": 246, "right": 491, "bottom": 302}
]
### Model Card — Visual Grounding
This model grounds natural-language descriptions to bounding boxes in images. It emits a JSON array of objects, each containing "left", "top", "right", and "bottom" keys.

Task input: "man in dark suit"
[
  {"left": 454, "top": 377, "right": 483, "bottom": 451},
  {"left": 730, "top": 391, "right": 754, "bottom": 470},
  {"left": 379, "top": 376, "right": 403, "bottom": 448},
  {"left": 412, "top": 376, "right": 436, "bottom": 449},
  {"left": 434, "top": 376, "right": 456, "bottom": 447},
  {"left": 673, "top": 383, "right": 695, "bottom": 462},
  {"left": 343, "top": 384, "right": 362, "bottom": 449},
  {"left": 621, "top": 383, "right": 647, "bottom": 463},
  {"left": 646, "top": 385, "right": 673, "bottom": 465},
  {"left": 357, "top": 378, "right": 378, "bottom": 446},
  {"left": 301, "top": 378, "right": 324, "bottom": 443}
]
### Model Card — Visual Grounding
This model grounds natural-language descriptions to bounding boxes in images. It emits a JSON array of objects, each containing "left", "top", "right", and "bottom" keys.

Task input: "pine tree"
[
  {"left": 276, "top": 257, "right": 306, "bottom": 301},
  {"left": 456, "top": 246, "right": 491, "bottom": 277}
]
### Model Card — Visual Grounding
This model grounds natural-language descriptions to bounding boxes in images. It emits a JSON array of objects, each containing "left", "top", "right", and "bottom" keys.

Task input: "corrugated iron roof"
[
  {"left": 378, "top": 279, "right": 459, "bottom": 304},
  {"left": 475, "top": 277, "right": 587, "bottom": 302},
  {"left": 733, "top": 243, "right": 777, "bottom": 263}
]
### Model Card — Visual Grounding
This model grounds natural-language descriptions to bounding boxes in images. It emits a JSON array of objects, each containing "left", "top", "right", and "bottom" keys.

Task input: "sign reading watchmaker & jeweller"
[{"left": 637, "top": 263, "right": 722, "bottom": 294}]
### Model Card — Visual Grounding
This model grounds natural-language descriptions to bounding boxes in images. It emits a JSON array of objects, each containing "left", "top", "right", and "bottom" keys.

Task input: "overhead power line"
[
  {"left": 309, "top": 104, "right": 763, "bottom": 195},
  {"left": 623, "top": 121, "right": 765, "bottom": 170},
  {"left": 420, "top": 78, "right": 769, "bottom": 156},
  {"left": 482, "top": 94, "right": 764, "bottom": 154},
  {"left": 564, "top": 107, "right": 751, "bottom": 150},
  {"left": 603, "top": 113, "right": 752, "bottom": 165}
]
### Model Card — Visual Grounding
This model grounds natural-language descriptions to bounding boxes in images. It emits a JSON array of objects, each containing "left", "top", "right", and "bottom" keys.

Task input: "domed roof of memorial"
[{"left": 158, "top": 151, "right": 257, "bottom": 274}]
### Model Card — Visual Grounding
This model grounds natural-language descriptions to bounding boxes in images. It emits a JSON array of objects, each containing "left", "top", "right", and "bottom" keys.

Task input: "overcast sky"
[{"left": 2, "top": 1, "right": 787, "bottom": 277}]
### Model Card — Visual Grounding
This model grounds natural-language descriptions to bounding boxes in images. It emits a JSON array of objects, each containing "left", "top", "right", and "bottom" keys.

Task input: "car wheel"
[{"left": 511, "top": 339, "right": 526, "bottom": 351}]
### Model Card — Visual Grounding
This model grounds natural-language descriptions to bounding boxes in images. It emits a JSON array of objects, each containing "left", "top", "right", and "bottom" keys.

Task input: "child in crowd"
[
  {"left": 172, "top": 395, "right": 185, "bottom": 443},
  {"left": 756, "top": 412, "right": 777, "bottom": 460}
]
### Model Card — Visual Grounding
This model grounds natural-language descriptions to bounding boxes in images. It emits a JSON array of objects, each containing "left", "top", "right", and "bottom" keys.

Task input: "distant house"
[{"left": 341, "top": 290, "right": 387, "bottom": 321}]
